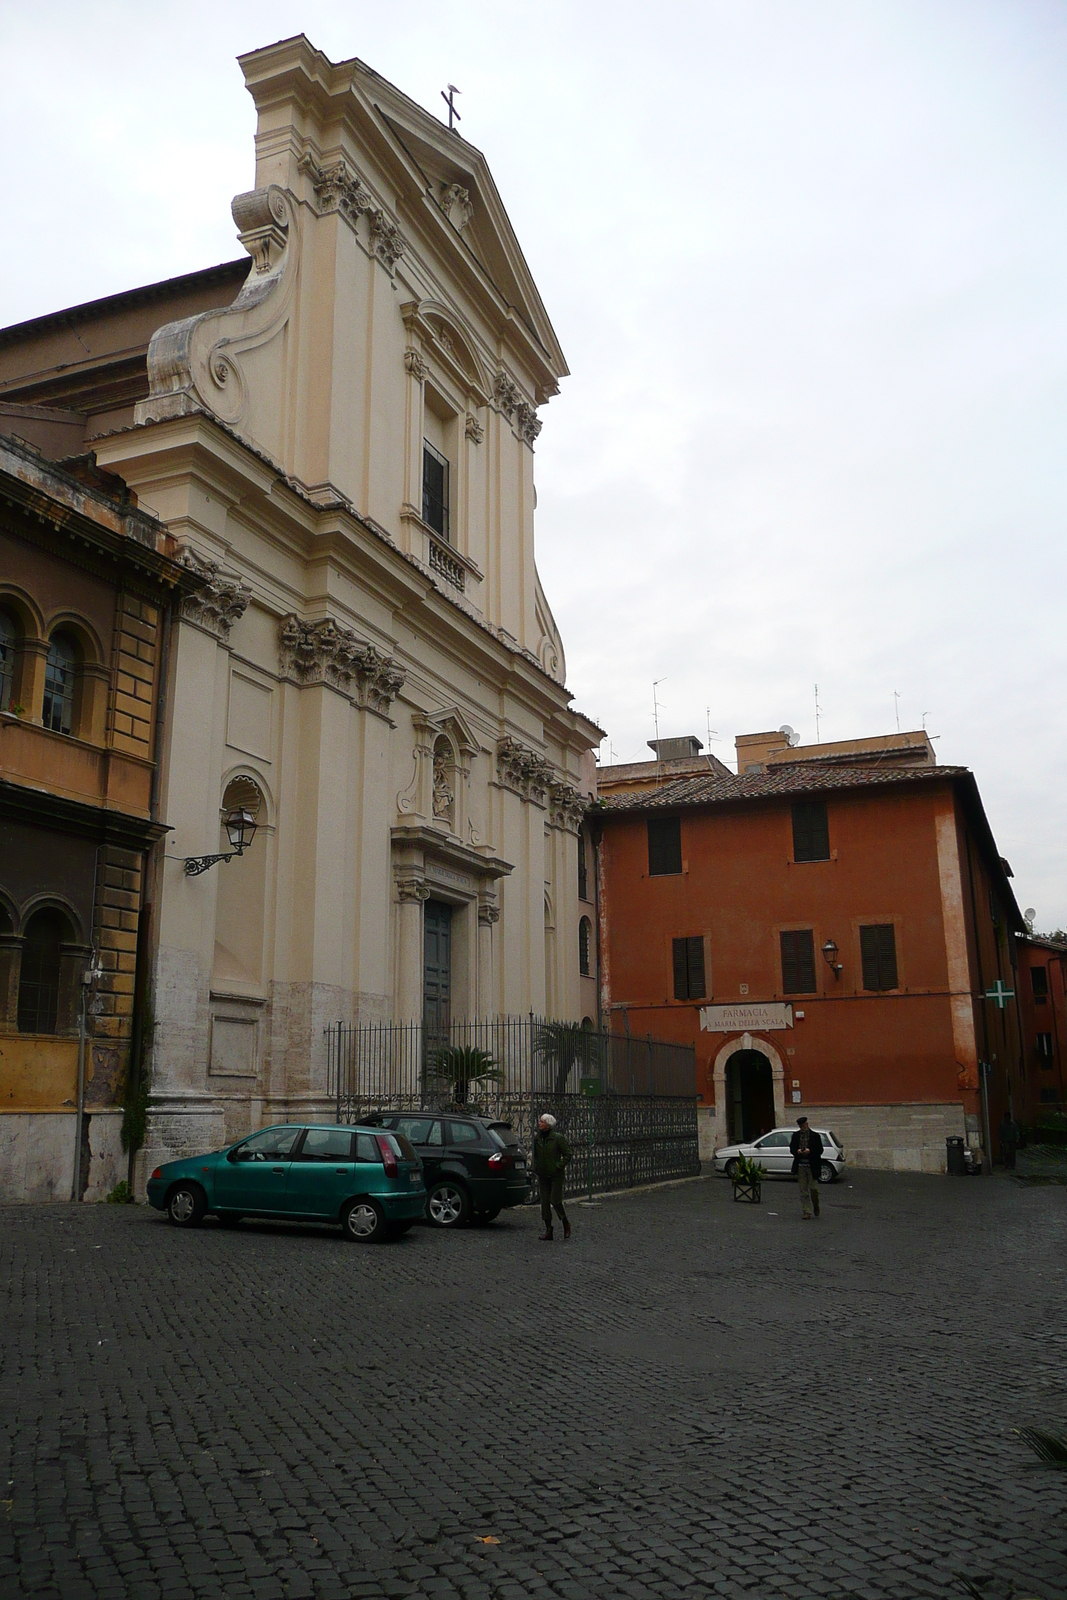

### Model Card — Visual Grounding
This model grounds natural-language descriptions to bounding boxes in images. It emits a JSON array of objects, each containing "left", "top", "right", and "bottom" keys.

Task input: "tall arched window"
[
  {"left": 577, "top": 830, "right": 588, "bottom": 901},
  {"left": 579, "top": 916, "right": 592, "bottom": 978},
  {"left": 42, "top": 633, "right": 78, "bottom": 735},
  {"left": 17, "top": 908, "right": 69, "bottom": 1034},
  {"left": 0, "top": 611, "right": 16, "bottom": 711}
]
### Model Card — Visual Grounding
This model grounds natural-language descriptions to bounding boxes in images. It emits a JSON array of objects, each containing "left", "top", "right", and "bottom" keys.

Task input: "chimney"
[{"left": 648, "top": 736, "right": 704, "bottom": 762}]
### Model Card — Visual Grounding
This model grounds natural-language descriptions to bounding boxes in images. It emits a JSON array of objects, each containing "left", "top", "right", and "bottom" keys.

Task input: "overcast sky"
[{"left": 4, "top": 1, "right": 1066, "bottom": 925}]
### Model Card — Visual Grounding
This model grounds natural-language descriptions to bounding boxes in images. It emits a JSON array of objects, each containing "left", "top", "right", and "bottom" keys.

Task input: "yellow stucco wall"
[{"left": 0, "top": 1037, "right": 80, "bottom": 1110}]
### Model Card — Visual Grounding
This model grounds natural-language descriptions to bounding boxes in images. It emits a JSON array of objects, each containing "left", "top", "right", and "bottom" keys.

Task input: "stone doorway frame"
[{"left": 712, "top": 1032, "right": 787, "bottom": 1145}]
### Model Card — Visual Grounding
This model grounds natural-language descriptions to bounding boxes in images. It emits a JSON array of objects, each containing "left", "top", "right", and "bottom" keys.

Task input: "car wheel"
[
  {"left": 426, "top": 1180, "right": 469, "bottom": 1228},
  {"left": 819, "top": 1161, "right": 836, "bottom": 1185},
  {"left": 723, "top": 1159, "right": 739, "bottom": 1179},
  {"left": 343, "top": 1198, "right": 387, "bottom": 1243},
  {"left": 166, "top": 1184, "right": 206, "bottom": 1228},
  {"left": 472, "top": 1205, "right": 502, "bottom": 1226}
]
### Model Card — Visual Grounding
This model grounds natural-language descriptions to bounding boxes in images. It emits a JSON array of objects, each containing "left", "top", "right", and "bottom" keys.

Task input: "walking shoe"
[
  {"left": 563, "top": 1220, "right": 571, "bottom": 1240},
  {"left": 539, "top": 1230, "right": 553, "bottom": 1241}
]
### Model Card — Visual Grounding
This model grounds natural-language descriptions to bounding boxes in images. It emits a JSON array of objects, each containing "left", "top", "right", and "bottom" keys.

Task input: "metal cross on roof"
[
  {"left": 984, "top": 979, "right": 1014, "bottom": 1009},
  {"left": 441, "top": 84, "right": 461, "bottom": 131}
]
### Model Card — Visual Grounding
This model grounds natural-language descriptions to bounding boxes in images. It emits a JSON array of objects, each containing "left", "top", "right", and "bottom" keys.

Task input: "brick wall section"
[
  {"left": 87, "top": 845, "right": 143, "bottom": 1107},
  {"left": 109, "top": 592, "right": 158, "bottom": 758}
]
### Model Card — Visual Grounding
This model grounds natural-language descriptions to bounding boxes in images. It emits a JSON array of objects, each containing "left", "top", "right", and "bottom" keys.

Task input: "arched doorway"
[{"left": 725, "top": 1049, "right": 776, "bottom": 1143}]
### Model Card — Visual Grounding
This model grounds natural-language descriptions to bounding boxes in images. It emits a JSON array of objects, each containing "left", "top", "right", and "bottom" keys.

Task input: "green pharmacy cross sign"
[{"left": 984, "top": 979, "right": 1015, "bottom": 1010}]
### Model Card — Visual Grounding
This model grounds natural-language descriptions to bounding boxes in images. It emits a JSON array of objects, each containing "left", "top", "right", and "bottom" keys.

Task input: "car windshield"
[
  {"left": 392, "top": 1134, "right": 418, "bottom": 1162},
  {"left": 487, "top": 1122, "right": 520, "bottom": 1147}
]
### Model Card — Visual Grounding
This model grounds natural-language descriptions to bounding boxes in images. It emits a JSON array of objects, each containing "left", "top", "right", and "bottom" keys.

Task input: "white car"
[{"left": 714, "top": 1127, "right": 845, "bottom": 1184}]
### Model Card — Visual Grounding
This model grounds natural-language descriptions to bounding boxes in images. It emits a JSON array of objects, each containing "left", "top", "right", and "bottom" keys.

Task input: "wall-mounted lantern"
[
  {"left": 184, "top": 807, "right": 259, "bottom": 877},
  {"left": 821, "top": 938, "right": 843, "bottom": 979}
]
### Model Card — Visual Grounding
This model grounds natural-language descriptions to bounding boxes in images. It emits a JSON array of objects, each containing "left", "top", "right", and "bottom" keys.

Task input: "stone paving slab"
[{"left": 1, "top": 1170, "right": 1065, "bottom": 1599}]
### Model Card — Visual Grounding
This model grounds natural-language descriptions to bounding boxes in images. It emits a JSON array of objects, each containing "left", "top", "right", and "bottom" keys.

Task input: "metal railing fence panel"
[{"left": 325, "top": 1017, "right": 699, "bottom": 1196}]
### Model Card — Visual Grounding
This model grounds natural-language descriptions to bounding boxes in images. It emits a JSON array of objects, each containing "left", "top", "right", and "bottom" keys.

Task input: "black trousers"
[{"left": 539, "top": 1174, "right": 568, "bottom": 1229}]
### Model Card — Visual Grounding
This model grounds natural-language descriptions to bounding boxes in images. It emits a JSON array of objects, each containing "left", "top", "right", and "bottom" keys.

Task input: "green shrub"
[{"left": 106, "top": 1180, "right": 134, "bottom": 1205}]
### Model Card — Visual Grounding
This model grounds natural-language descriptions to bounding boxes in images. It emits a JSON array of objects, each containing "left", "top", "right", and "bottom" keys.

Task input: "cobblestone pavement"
[{"left": 2, "top": 1170, "right": 1065, "bottom": 1600}]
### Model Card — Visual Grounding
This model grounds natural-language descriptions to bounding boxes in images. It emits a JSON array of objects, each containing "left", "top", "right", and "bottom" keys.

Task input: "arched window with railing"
[
  {"left": 17, "top": 908, "right": 71, "bottom": 1034},
  {"left": 42, "top": 632, "right": 78, "bottom": 735}
]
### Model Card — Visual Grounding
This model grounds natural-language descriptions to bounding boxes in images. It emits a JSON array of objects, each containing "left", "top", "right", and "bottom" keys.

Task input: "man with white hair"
[{"left": 533, "top": 1113, "right": 572, "bottom": 1240}]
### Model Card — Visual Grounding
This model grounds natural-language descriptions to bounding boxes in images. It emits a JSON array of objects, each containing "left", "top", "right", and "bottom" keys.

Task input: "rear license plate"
[{"left": 410, "top": 1172, "right": 421, "bottom": 1184}]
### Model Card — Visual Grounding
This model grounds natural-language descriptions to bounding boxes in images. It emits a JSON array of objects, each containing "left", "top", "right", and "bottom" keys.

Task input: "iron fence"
[{"left": 325, "top": 1016, "right": 699, "bottom": 1197}]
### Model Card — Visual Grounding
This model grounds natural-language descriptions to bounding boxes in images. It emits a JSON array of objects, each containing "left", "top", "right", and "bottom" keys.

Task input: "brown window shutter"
[
  {"left": 672, "top": 938, "right": 689, "bottom": 1000},
  {"left": 860, "top": 926, "right": 879, "bottom": 990},
  {"left": 860, "top": 924, "right": 897, "bottom": 990},
  {"left": 791, "top": 801, "right": 830, "bottom": 863},
  {"left": 781, "top": 929, "right": 816, "bottom": 994},
  {"left": 687, "top": 937, "right": 706, "bottom": 1000},
  {"left": 648, "top": 817, "right": 682, "bottom": 876}
]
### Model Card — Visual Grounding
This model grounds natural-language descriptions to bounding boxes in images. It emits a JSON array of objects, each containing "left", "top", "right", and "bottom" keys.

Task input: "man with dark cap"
[
  {"left": 533, "top": 1113, "right": 571, "bottom": 1240},
  {"left": 790, "top": 1116, "right": 824, "bottom": 1220}
]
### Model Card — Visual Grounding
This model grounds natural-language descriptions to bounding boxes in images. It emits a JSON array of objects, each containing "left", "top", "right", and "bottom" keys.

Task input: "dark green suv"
[{"left": 364, "top": 1113, "right": 530, "bottom": 1227}]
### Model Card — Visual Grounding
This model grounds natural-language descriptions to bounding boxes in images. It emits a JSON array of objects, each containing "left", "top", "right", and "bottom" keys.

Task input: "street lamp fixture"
[
  {"left": 184, "top": 807, "right": 259, "bottom": 877},
  {"left": 821, "top": 938, "right": 843, "bottom": 979}
]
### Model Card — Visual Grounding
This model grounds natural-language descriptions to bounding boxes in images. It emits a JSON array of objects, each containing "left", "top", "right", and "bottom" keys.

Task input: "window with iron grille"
[
  {"left": 579, "top": 917, "right": 592, "bottom": 977},
  {"left": 42, "top": 633, "right": 77, "bottom": 735},
  {"left": 1037, "top": 1032, "right": 1054, "bottom": 1064},
  {"left": 578, "top": 831, "right": 589, "bottom": 901},
  {"left": 422, "top": 441, "right": 449, "bottom": 540},
  {"left": 780, "top": 929, "right": 816, "bottom": 994},
  {"left": 17, "top": 908, "right": 67, "bottom": 1034},
  {"left": 648, "top": 816, "right": 682, "bottom": 876},
  {"left": 791, "top": 800, "right": 830, "bottom": 863},
  {"left": 672, "top": 936, "right": 706, "bottom": 1001},
  {"left": 860, "top": 924, "right": 898, "bottom": 991},
  {"left": 1031, "top": 966, "right": 1049, "bottom": 1004}
]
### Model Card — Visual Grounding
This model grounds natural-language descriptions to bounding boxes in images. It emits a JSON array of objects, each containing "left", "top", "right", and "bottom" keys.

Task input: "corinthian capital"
[{"left": 180, "top": 549, "right": 251, "bottom": 641}]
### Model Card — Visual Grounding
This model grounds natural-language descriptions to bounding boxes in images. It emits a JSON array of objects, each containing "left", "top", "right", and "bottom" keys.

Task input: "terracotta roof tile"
[{"left": 597, "top": 760, "right": 970, "bottom": 812}]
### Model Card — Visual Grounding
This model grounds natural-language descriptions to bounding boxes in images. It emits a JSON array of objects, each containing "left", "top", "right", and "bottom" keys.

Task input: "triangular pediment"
[{"left": 414, "top": 705, "right": 480, "bottom": 756}]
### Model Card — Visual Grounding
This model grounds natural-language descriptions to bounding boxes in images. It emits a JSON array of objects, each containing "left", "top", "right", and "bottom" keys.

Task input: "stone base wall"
[
  {"left": 701, "top": 1101, "right": 968, "bottom": 1174},
  {"left": 0, "top": 1108, "right": 124, "bottom": 1201}
]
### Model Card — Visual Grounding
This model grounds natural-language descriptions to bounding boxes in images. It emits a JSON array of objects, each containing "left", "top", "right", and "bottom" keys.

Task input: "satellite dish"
[
  {"left": 1025, "top": 908, "right": 1036, "bottom": 931},
  {"left": 778, "top": 724, "right": 800, "bottom": 748}
]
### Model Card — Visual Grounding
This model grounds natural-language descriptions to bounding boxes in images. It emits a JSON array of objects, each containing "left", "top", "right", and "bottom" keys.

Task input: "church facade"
[{"left": 0, "top": 36, "right": 600, "bottom": 1190}]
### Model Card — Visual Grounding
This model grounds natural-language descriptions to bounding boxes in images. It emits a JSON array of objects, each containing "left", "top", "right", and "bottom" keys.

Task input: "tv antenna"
[
  {"left": 814, "top": 683, "right": 823, "bottom": 743},
  {"left": 893, "top": 690, "right": 902, "bottom": 734},
  {"left": 441, "top": 84, "right": 462, "bottom": 131}
]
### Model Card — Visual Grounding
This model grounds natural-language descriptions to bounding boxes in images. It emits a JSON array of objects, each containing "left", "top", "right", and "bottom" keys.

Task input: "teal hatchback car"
[{"left": 146, "top": 1123, "right": 425, "bottom": 1242}]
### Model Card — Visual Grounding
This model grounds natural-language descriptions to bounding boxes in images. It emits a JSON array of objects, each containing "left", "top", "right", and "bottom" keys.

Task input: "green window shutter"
[
  {"left": 672, "top": 938, "right": 689, "bottom": 1000},
  {"left": 687, "top": 936, "right": 706, "bottom": 1000},
  {"left": 781, "top": 929, "right": 816, "bottom": 994},
  {"left": 648, "top": 817, "right": 682, "bottom": 876},
  {"left": 860, "top": 924, "right": 897, "bottom": 990},
  {"left": 791, "top": 801, "right": 830, "bottom": 863}
]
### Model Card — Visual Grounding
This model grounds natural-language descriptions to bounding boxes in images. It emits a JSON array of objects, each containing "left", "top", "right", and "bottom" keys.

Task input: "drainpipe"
[
  {"left": 963, "top": 835, "right": 993, "bottom": 1173},
  {"left": 71, "top": 972, "right": 89, "bottom": 1203},
  {"left": 591, "top": 820, "right": 604, "bottom": 1033}
]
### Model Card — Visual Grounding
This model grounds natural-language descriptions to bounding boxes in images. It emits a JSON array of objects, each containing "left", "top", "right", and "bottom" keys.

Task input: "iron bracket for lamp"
[
  {"left": 183, "top": 846, "right": 246, "bottom": 878},
  {"left": 822, "top": 939, "right": 843, "bottom": 979},
  {"left": 182, "top": 807, "right": 258, "bottom": 876}
]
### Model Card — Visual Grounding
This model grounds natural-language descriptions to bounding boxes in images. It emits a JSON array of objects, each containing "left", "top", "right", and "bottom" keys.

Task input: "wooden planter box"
[{"left": 732, "top": 1178, "right": 762, "bottom": 1203}]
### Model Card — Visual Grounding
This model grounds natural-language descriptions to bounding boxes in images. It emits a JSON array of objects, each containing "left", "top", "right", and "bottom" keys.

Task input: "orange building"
[
  {"left": 592, "top": 730, "right": 1027, "bottom": 1172},
  {"left": 1015, "top": 936, "right": 1067, "bottom": 1121}
]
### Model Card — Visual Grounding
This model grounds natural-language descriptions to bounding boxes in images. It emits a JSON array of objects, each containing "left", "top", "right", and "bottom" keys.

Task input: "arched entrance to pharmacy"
[{"left": 713, "top": 1032, "right": 786, "bottom": 1145}]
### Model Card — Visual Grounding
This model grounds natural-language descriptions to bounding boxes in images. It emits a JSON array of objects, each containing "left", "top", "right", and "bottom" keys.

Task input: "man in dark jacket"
[
  {"left": 533, "top": 1114, "right": 571, "bottom": 1241},
  {"left": 790, "top": 1117, "right": 824, "bottom": 1219}
]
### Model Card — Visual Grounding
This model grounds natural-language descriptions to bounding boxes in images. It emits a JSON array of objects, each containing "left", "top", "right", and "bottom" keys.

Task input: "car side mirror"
[{"left": 229, "top": 1148, "right": 252, "bottom": 1163}]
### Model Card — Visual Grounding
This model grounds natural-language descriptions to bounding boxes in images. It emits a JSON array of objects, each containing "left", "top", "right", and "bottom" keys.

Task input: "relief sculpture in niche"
[{"left": 432, "top": 738, "right": 456, "bottom": 829}]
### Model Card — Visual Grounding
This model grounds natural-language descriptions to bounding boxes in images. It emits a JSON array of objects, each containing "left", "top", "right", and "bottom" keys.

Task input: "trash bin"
[{"left": 946, "top": 1135, "right": 966, "bottom": 1176}]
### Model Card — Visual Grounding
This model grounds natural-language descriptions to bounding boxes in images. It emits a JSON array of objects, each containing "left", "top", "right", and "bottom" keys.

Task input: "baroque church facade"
[{"left": 0, "top": 35, "right": 599, "bottom": 1191}]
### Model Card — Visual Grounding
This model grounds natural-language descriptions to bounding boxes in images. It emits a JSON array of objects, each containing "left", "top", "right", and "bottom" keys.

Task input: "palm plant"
[
  {"left": 533, "top": 1021, "right": 602, "bottom": 1095},
  {"left": 432, "top": 1045, "right": 504, "bottom": 1106}
]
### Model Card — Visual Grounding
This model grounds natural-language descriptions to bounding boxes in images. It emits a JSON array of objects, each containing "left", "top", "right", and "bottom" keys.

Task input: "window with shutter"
[
  {"left": 1031, "top": 966, "right": 1049, "bottom": 1003},
  {"left": 648, "top": 816, "right": 682, "bottom": 876},
  {"left": 791, "top": 801, "right": 830, "bottom": 863},
  {"left": 578, "top": 831, "right": 589, "bottom": 901},
  {"left": 859, "top": 924, "right": 898, "bottom": 991},
  {"left": 422, "top": 441, "right": 449, "bottom": 539},
  {"left": 672, "top": 936, "right": 706, "bottom": 1001},
  {"left": 579, "top": 917, "right": 592, "bottom": 977},
  {"left": 780, "top": 929, "right": 816, "bottom": 994}
]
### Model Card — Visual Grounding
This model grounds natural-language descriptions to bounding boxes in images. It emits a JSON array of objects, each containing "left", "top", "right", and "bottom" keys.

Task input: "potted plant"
[
  {"left": 730, "top": 1152, "right": 767, "bottom": 1203},
  {"left": 432, "top": 1044, "right": 504, "bottom": 1109}
]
